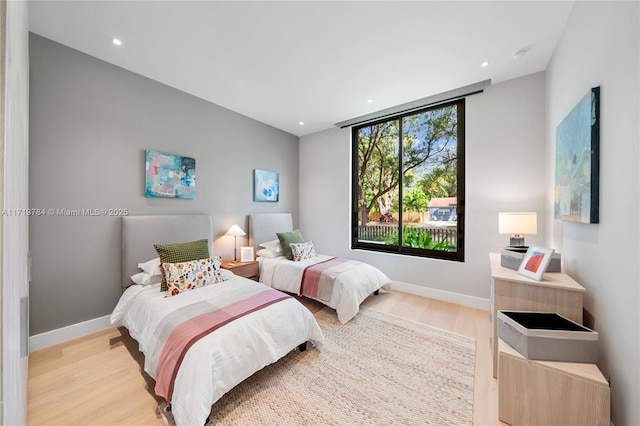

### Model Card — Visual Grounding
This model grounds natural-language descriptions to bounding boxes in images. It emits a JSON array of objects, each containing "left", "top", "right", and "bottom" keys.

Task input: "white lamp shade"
[
  {"left": 498, "top": 212, "right": 537, "bottom": 235},
  {"left": 225, "top": 224, "right": 246, "bottom": 237}
]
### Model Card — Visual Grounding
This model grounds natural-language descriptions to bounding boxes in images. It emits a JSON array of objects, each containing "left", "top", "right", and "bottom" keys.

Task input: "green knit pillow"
[
  {"left": 276, "top": 230, "right": 305, "bottom": 260},
  {"left": 154, "top": 239, "right": 210, "bottom": 291}
]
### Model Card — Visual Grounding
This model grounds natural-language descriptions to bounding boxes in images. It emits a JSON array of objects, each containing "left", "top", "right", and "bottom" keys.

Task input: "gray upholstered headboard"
[
  {"left": 249, "top": 213, "right": 293, "bottom": 248},
  {"left": 121, "top": 215, "right": 213, "bottom": 288}
]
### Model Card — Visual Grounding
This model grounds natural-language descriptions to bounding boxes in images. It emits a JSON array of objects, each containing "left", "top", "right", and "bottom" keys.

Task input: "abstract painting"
[
  {"left": 145, "top": 149, "right": 196, "bottom": 199},
  {"left": 254, "top": 169, "right": 279, "bottom": 202},
  {"left": 554, "top": 87, "right": 600, "bottom": 223}
]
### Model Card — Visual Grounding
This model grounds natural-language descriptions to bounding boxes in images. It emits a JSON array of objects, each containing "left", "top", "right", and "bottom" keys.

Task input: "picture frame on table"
[
  {"left": 240, "top": 246, "right": 255, "bottom": 262},
  {"left": 517, "top": 246, "right": 555, "bottom": 281}
]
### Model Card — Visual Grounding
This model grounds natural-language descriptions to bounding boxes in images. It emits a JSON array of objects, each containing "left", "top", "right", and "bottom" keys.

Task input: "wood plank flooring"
[{"left": 27, "top": 290, "right": 504, "bottom": 425}]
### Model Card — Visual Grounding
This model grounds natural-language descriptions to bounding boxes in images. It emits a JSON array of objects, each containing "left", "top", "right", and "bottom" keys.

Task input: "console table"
[{"left": 489, "top": 252, "right": 586, "bottom": 377}]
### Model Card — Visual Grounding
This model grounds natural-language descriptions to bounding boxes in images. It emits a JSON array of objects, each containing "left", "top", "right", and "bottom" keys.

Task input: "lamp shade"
[
  {"left": 225, "top": 224, "right": 246, "bottom": 237},
  {"left": 498, "top": 212, "right": 537, "bottom": 235}
]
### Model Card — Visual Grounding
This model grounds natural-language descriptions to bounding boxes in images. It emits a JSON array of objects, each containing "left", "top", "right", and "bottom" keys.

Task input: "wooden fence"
[{"left": 357, "top": 224, "right": 457, "bottom": 247}]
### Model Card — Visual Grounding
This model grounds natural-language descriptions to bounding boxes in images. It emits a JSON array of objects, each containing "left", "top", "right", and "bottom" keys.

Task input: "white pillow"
[
  {"left": 256, "top": 248, "right": 282, "bottom": 259},
  {"left": 130, "top": 272, "right": 162, "bottom": 286},
  {"left": 259, "top": 239, "right": 282, "bottom": 253},
  {"left": 137, "top": 257, "right": 162, "bottom": 276}
]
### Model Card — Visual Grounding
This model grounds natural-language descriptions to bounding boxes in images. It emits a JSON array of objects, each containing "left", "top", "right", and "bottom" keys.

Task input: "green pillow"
[
  {"left": 154, "top": 239, "right": 210, "bottom": 291},
  {"left": 276, "top": 230, "right": 305, "bottom": 260}
]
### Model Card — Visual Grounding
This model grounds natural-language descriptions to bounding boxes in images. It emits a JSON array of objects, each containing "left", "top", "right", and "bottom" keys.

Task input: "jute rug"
[{"left": 159, "top": 307, "right": 476, "bottom": 425}]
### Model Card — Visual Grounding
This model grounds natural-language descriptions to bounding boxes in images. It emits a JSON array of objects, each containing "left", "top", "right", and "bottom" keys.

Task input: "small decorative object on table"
[
  {"left": 240, "top": 246, "right": 254, "bottom": 262},
  {"left": 517, "top": 246, "right": 555, "bottom": 281},
  {"left": 501, "top": 247, "right": 562, "bottom": 272}
]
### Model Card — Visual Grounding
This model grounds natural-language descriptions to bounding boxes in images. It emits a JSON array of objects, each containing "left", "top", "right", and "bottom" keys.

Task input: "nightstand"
[{"left": 220, "top": 260, "right": 259, "bottom": 281}]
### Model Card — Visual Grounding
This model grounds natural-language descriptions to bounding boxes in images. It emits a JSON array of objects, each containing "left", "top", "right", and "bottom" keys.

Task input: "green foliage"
[
  {"left": 403, "top": 188, "right": 429, "bottom": 212},
  {"left": 418, "top": 163, "right": 457, "bottom": 199},
  {"left": 383, "top": 226, "right": 455, "bottom": 251}
]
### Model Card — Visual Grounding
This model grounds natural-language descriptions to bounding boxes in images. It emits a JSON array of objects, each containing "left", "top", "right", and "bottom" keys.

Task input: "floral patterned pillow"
[
  {"left": 162, "top": 256, "right": 226, "bottom": 297},
  {"left": 289, "top": 241, "right": 317, "bottom": 262}
]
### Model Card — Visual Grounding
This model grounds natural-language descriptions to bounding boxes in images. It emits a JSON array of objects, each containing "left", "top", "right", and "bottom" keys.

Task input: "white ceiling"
[{"left": 28, "top": 1, "right": 574, "bottom": 137}]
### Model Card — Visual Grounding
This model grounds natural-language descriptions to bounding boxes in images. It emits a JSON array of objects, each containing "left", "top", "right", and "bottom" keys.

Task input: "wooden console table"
[{"left": 489, "top": 252, "right": 586, "bottom": 377}]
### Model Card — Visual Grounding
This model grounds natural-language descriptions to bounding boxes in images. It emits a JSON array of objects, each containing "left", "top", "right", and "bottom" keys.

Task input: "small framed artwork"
[
  {"left": 240, "top": 246, "right": 255, "bottom": 262},
  {"left": 145, "top": 149, "right": 196, "bottom": 199},
  {"left": 518, "top": 246, "right": 555, "bottom": 281},
  {"left": 254, "top": 169, "right": 279, "bottom": 202}
]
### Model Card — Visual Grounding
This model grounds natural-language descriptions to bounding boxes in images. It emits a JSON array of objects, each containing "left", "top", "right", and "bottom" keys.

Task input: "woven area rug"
[{"left": 159, "top": 307, "right": 476, "bottom": 425}]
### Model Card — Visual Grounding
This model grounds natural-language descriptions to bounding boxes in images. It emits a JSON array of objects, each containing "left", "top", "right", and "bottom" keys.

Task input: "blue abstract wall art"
[
  {"left": 554, "top": 87, "right": 600, "bottom": 224},
  {"left": 145, "top": 149, "right": 195, "bottom": 199},
  {"left": 254, "top": 169, "right": 279, "bottom": 202}
]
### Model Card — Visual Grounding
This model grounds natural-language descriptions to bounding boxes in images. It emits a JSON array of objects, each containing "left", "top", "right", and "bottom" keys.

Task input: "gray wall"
[
  {"left": 29, "top": 34, "right": 299, "bottom": 334},
  {"left": 545, "top": 2, "right": 639, "bottom": 424},
  {"left": 299, "top": 72, "right": 547, "bottom": 303}
]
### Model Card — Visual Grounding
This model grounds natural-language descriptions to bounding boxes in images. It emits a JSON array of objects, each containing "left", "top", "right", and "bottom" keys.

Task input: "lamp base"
[{"left": 509, "top": 235, "right": 525, "bottom": 246}]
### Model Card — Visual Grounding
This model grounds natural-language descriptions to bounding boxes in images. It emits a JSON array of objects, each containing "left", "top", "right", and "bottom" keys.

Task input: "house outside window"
[{"left": 351, "top": 99, "right": 465, "bottom": 262}]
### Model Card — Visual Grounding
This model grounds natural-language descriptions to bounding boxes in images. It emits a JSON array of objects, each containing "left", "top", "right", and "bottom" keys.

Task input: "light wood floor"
[{"left": 27, "top": 290, "right": 504, "bottom": 425}]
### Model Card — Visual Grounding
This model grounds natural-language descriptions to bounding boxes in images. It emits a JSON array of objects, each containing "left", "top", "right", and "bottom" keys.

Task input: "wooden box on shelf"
[
  {"left": 498, "top": 338, "right": 610, "bottom": 426},
  {"left": 220, "top": 260, "right": 259, "bottom": 281}
]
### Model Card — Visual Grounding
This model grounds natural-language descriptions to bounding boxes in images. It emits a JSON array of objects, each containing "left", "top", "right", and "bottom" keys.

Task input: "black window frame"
[{"left": 350, "top": 98, "right": 465, "bottom": 262}]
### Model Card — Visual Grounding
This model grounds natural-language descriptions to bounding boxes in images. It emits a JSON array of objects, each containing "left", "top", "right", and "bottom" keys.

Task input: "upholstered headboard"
[
  {"left": 249, "top": 213, "right": 293, "bottom": 248},
  {"left": 121, "top": 214, "right": 213, "bottom": 288}
]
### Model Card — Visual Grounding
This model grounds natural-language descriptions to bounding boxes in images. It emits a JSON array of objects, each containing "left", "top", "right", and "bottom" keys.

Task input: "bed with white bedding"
[
  {"left": 249, "top": 213, "right": 392, "bottom": 324},
  {"left": 111, "top": 215, "right": 325, "bottom": 426}
]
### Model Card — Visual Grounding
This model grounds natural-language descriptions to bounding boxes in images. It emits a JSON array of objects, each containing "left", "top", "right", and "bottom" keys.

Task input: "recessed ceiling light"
[
  {"left": 481, "top": 61, "right": 489, "bottom": 68},
  {"left": 112, "top": 38, "right": 122, "bottom": 46},
  {"left": 299, "top": 121, "right": 304, "bottom": 126},
  {"left": 367, "top": 99, "right": 373, "bottom": 103}
]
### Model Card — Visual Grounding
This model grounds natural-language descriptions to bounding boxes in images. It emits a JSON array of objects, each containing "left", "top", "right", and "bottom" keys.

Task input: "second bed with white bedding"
[{"left": 259, "top": 254, "right": 391, "bottom": 324}]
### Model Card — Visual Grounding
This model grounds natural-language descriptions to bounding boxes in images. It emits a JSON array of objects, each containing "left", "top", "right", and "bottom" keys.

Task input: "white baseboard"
[
  {"left": 391, "top": 281, "right": 490, "bottom": 311},
  {"left": 29, "top": 315, "right": 112, "bottom": 352}
]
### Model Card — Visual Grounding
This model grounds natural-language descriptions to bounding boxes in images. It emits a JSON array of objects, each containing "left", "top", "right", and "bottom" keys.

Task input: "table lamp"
[
  {"left": 225, "top": 224, "right": 246, "bottom": 261},
  {"left": 498, "top": 212, "right": 537, "bottom": 250}
]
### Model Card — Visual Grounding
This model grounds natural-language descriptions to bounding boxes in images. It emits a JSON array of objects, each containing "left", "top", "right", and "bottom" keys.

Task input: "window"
[{"left": 351, "top": 99, "right": 465, "bottom": 262}]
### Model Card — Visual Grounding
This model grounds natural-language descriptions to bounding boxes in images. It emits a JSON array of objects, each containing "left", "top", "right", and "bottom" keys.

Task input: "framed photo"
[
  {"left": 254, "top": 169, "right": 279, "bottom": 202},
  {"left": 240, "top": 246, "right": 255, "bottom": 262},
  {"left": 517, "top": 246, "right": 555, "bottom": 281}
]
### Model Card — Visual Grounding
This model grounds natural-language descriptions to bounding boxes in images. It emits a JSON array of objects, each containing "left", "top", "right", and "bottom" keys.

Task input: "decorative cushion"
[
  {"left": 290, "top": 241, "right": 317, "bottom": 261},
  {"left": 258, "top": 239, "right": 283, "bottom": 253},
  {"left": 137, "top": 257, "right": 162, "bottom": 276},
  {"left": 154, "top": 239, "right": 211, "bottom": 291},
  {"left": 276, "top": 230, "right": 305, "bottom": 260},
  {"left": 162, "top": 257, "right": 227, "bottom": 297}
]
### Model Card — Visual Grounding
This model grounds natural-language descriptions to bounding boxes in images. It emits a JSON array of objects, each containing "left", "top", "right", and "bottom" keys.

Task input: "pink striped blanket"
[
  {"left": 300, "top": 257, "right": 361, "bottom": 302},
  {"left": 154, "top": 288, "right": 291, "bottom": 403}
]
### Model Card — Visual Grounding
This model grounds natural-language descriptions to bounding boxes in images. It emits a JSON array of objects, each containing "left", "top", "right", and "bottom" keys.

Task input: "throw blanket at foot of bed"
[
  {"left": 151, "top": 288, "right": 291, "bottom": 402},
  {"left": 300, "top": 257, "right": 358, "bottom": 302}
]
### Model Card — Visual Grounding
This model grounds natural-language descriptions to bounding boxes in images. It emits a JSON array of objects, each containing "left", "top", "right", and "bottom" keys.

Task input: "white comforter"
[
  {"left": 259, "top": 254, "right": 392, "bottom": 324},
  {"left": 110, "top": 270, "right": 325, "bottom": 426}
]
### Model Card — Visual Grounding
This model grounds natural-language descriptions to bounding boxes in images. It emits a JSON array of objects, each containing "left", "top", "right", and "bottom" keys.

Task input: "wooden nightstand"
[{"left": 220, "top": 260, "right": 259, "bottom": 281}]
